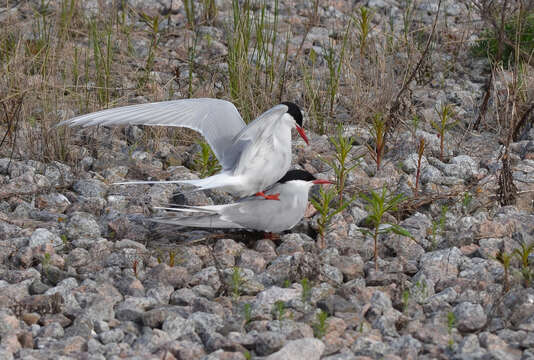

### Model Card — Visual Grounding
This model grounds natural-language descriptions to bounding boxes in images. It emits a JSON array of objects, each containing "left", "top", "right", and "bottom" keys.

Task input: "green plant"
[
  {"left": 243, "top": 303, "right": 252, "bottom": 324},
  {"left": 226, "top": 0, "right": 284, "bottom": 123},
  {"left": 243, "top": 350, "right": 251, "bottom": 360},
  {"left": 193, "top": 141, "right": 222, "bottom": 178},
  {"left": 313, "top": 310, "right": 328, "bottom": 338},
  {"left": 439, "top": 205, "right": 448, "bottom": 235},
  {"left": 402, "top": 288, "right": 410, "bottom": 313},
  {"left": 472, "top": 11, "right": 534, "bottom": 67},
  {"left": 324, "top": 24, "right": 350, "bottom": 118},
  {"left": 447, "top": 311, "right": 456, "bottom": 348},
  {"left": 495, "top": 249, "right": 513, "bottom": 293},
  {"left": 273, "top": 300, "right": 286, "bottom": 320},
  {"left": 202, "top": 0, "right": 217, "bottom": 25},
  {"left": 168, "top": 250, "right": 176, "bottom": 267},
  {"left": 282, "top": 279, "right": 291, "bottom": 288},
  {"left": 401, "top": 0, "right": 417, "bottom": 45},
  {"left": 231, "top": 266, "right": 245, "bottom": 299},
  {"left": 359, "top": 186, "right": 412, "bottom": 270},
  {"left": 138, "top": 12, "right": 162, "bottom": 89},
  {"left": 411, "top": 114, "right": 421, "bottom": 139},
  {"left": 42, "top": 252, "right": 51, "bottom": 277},
  {"left": 513, "top": 241, "right": 534, "bottom": 287},
  {"left": 186, "top": 34, "right": 199, "bottom": 98},
  {"left": 320, "top": 124, "right": 361, "bottom": 207},
  {"left": 431, "top": 103, "right": 457, "bottom": 161},
  {"left": 414, "top": 137, "right": 425, "bottom": 195},
  {"left": 462, "top": 192, "right": 472, "bottom": 214},
  {"left": 301, "top": 278, "right": 312, "bottom": 303},
  {"left": 183, "top": 0, "right": 196, "bottom": 30},
  {"left": 430, "top": 205, "right": 448, "bottom": 250},
  {"left": 89, "top": 19, "right": 113, "bottom": 107},
  {"left": 302, "top": 48, "right": 326, "bottom": 134},
  {"left": 367, "top": 113, "right": 387, "bottom": 172},
  {"left": 310, "top": 185, "right": 355, "bottom": 249},
  {"left": 354, "top": 7, "right": 373, "bottom": 58}
]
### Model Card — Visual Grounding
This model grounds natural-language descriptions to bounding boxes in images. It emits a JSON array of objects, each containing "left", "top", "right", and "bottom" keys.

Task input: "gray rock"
[
  {"left": 144, "top": 264, "right": 190, "bottom": 289},
  {"left": 330, "top": 254, "right": 364, "bottom": 280},
  {"left": 29, "top": 279, "right": 50, "bottom": 295},
  {"left": 115, "top": 297, "right": 158, "bottom": 321},
  {"left": 317, "top": 295, "right": 357, "bottom": 314},
  {"left": 277, "top": 233, "right": 314, "bottom": 255},
  {"left": 162, "top": 315, "right": 198, "bottom": 341},
  {"left": 0, "top": 347, "right": 13, "bottom": 360},
  {"left": 189, "top": 312, "right": 224, "bottom": 336},
  {"left": 253, "top": 286, "right": 301, "bottom": 317},
  {"left": 73, "top": 179, "right": 108, "bottom": 198},
  {"left": 254, "top": 331, "right": 287, "bottom": 356},
  {"left": 417, "top": 247, "right": 463, "bottom": 286},
  {"left": 386, "top": 212, "right": 429, "bottom": 261},
  {"left": 65, "top": 212, "right": 101, "bottom": 240},
  {"left": 500, "top": 288, "right": 534, "bottom": 330},
  {"left": 170, "top": 288, "right": 198, "bottom": 306},
  {"left": 192, "top": 297, "right": 225, "bottom": 317},
  {"left": 402, "top": 153, "right": 429, "bottom": 174},
  {"left": 420, "top": 164, "right": 443, "bottom": 184},
  {"left": 350, "top": 334, "right": 391, "bottom": 357},
  {"left": 265, "top": 338, "right": 325, "bottom": 360},
  {"left": 36, "top": 193, "right": 71, "bottom": 213},
  {"left": 93, "top": 320, "right": 109, "bottom": 333},
  {"left": 266, "top": 319, "right": 314, "bottom": 340},
  {"left": 190, "top": 266, "right": 221, "bottom": 290},
  {"left": 146, "top": 285, "right": 174, "bottom": 304},
  {"left": 423, "top": 287, "right": 457, "bottom": 313},
  {"left": 44, "top": 161, "right": 74, "bottom": 187},
  {"left": 236, "top": 249, "right": 266, "bottom": 273},
  {"left": 444, "top": 155, "right": 480, "bottom": 180},
  {"left": 390, "top": 335, "right": 422, "bottom": 358},
  {"left": 0, "top": 220, "right": 21, "bottom": 240},
  {"left": 459, "top": 334, "right": 482, "bottom": 354},
  {"left": 29, "top": 228, "right": 63, "bottom": 248},
  {"left": 142, "top": 307, "right": 182, "bottom": 328},
  {"left": 454, "top": 302, "right": 487, "bottom": 332},
  {"left": 99, "top": 328, "right": 124, "bottom": 344},
  {"left": 320, "top": 264, "right": 343, "bottom": 285},
  {"left": 0, "top": 311, "right": 20, "bottom": 336}
]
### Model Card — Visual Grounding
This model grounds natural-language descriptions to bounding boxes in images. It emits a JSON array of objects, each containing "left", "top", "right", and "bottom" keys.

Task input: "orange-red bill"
[
  {"left": 296, "top": 125, "right": 309, "bottom": 145},
  {"left": 312, "top": 179, "right": 334, "bottom": 185}
]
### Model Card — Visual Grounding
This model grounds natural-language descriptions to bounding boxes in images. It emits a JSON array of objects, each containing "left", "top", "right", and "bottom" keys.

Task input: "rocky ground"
[{"left": 1, "top": 0, "right": 534, "bottom": 359}]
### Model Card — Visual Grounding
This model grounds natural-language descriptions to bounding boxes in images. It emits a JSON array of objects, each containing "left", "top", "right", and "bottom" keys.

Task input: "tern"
[
  {"left": 151, "top": 170, "right": 332, "bottom": 233},
  {"left": 58, "top": 99, "right": 309, "bottom": 199}
]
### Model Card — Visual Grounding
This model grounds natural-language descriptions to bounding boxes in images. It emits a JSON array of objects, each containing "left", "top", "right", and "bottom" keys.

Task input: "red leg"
[
  {"left": 255, "top": 191, "right": 280, "bottom": 201},
  {"left": 264, "top": 232, "right": 280, "bottom": 240}
]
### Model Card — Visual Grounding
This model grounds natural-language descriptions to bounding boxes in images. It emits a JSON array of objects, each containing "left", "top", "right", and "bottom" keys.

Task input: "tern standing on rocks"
[
  {"left": 151, "top": 170, "right": 332, "bottom": 233},
  {"left": 59, "top": 99, "right": 309, "bottom": 200}
]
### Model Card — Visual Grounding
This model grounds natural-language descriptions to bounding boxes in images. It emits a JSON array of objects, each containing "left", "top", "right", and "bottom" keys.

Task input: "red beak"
[
  {"left": 296, "top": 125, "right": 309, "bottom": 145},
  {"left": 312, "top": 179, "right": 334, "bottom": 185}
]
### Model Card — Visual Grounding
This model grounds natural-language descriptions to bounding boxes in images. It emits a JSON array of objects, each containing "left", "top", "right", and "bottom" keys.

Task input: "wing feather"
[{"left": 58, "top": 98, "right": 246, "bottom": 169}]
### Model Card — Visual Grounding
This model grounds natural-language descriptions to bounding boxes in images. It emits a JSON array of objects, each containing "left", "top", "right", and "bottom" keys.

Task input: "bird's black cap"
[
  {"left": 281, "top": 101, "right": 303, "bottom": 128},
  {"left": 278, "top": 169, "right": 316, "bottom": 183}
]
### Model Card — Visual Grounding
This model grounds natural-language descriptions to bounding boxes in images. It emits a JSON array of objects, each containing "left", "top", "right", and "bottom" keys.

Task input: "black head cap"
[
  {"left": 281, "top": 101, "right": 303, "bottom": 128},
  {"left": 278, "top": 169, "right": 316, "bottom": 183}
]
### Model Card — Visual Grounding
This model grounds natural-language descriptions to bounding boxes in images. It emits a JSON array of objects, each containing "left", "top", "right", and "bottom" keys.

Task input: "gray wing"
[
  {"left": 57, "top": 98, "right": 246, "bottom": 169},
  {"left": 223, "top": 104, "right": 288, "bottom": 160}
]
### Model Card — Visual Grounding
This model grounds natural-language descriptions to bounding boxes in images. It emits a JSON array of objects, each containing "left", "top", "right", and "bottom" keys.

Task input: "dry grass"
[{"left": 0, "top": 0, "right": 518, "bottom": 167}]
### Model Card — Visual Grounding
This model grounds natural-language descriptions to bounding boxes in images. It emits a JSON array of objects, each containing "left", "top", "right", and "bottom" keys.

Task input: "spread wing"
[{"left": 57, "top": 98, "right": 246, "bottom": 169}]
